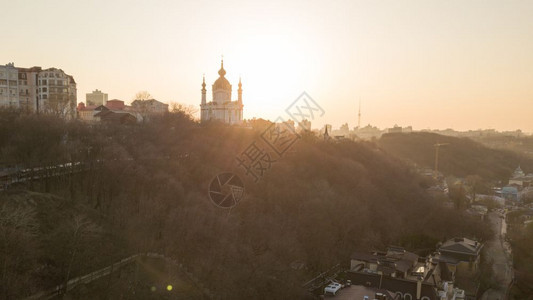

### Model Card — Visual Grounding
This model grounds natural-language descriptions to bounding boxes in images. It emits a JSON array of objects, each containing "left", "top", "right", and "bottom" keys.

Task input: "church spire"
[
  {"left": 238, "top": 77, "right": 242, "bottom": 103},
  {"left": 201, "top": 74, "right": 206, "bottom": 106},
  {"left": 218, "top": 58, "right": 226, "bottom": 77}
]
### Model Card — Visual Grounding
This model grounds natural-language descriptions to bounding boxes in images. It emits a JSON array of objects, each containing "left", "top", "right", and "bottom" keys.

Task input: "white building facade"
[
  {"left": 200, "top": 60, "right": 243, "bottom": 125},
  {"left": 0, "top": 63, "right": 19, "bottom": 108},
  {"left": 0, "top": 63, "right": 77, "bottom": 117}
]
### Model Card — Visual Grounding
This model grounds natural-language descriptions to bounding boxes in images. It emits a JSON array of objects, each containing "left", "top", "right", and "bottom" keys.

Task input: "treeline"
[
  {"left": 378, "top": 132, "right": 533, "bottom": 183},
  {"left": 0, "top": 110, "right": 491, "bottom": 299},
  {"left": 475, "top": 135, "right": 533, "bottom": 160}
]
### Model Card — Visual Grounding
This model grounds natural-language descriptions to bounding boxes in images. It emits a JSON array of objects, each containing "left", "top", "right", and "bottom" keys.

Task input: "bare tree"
[
  {"left": 0, "top": 203, "right": 38, "bottom": 298},
  {"left": 133, "top": 91, "right": 152, "bottom": 101},
  {"left": 170, "top": 102, "right": 198, "bottom": 119},
  {"left": 62, "top": 214, "right": 101, "bottom": 293}
]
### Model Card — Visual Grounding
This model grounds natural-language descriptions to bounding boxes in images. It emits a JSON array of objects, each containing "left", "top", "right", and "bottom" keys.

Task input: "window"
[
  {"left": 43, "top": 87, "right": 47, "bottom": 92},
  {"left": 42, "top": 94, "right": 47, "bottom": 99},
  {"left": 42, "top": 79, "right": 47, "bottom": 85}
]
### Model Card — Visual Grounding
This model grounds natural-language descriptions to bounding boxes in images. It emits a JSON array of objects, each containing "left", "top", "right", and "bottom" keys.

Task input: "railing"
[{"left": 25, "top": 252, "right": 217, "bottom": 300}]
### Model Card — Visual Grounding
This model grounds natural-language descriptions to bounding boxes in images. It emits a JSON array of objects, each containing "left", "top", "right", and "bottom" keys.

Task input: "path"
[{"left": 481, "top": 211, "right": 514, "bottom": 300}]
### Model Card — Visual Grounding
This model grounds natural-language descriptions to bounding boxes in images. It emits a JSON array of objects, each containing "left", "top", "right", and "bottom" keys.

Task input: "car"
[{"left": 324, "top": 282, "right": 342, "bottom": 295}]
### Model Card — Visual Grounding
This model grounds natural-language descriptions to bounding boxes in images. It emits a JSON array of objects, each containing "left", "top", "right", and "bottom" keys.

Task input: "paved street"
[{"left": 481, "top": 211, "right": 514, "bottom": 300}]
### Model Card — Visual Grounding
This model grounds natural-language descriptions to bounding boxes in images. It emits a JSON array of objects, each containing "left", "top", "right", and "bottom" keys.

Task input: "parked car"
[{"left": 324, "top": 282, "right": 342, "bottom": 295}]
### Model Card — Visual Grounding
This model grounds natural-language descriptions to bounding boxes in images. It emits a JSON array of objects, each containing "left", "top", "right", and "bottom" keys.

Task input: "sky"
[{"left": 2, "top": 0, "right": 533, "bottom": 132}]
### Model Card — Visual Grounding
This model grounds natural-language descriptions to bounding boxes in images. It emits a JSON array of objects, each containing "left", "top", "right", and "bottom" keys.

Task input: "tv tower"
[{"left": 357, "top": 99, "right": 361, "bottom": 129}]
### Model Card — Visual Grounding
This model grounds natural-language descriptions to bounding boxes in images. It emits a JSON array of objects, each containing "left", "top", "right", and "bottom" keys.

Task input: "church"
[{"left": 200, "top": 60, "right": 243, "bottom": 125}]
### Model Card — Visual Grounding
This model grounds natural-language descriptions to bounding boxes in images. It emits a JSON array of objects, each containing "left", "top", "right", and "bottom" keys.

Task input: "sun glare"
[{"left": 223, "top": 32, "right": 321, "bottom": 120}]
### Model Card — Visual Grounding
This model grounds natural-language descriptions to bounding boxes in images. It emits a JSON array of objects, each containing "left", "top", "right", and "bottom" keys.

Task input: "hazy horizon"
[{"left": 3, "top": 0, "right": 533, "bottom": 132}]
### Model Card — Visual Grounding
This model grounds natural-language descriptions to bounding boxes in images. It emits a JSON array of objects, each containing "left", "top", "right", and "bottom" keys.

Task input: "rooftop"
[{"left": 439, "top": 237, "right": 482, "bottom": 256}]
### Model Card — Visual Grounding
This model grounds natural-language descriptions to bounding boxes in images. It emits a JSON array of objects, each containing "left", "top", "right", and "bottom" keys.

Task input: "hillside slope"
[
  {"left": 378, "top": 132, "right": 533, "bottom": 182},
  {"left": 0, "top": 111, "right": 492, "bottom": 299},
  {"left": 0, "top": 190, "right": 129, "bottom": 299}
]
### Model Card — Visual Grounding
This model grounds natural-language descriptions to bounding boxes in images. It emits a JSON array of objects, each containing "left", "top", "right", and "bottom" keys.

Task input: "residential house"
[
  {"left": 438, "top": 238, "right": 483, "bottom": 276},
  {"left": 94, "top": 110, "right": 136, "bottom": 124}
]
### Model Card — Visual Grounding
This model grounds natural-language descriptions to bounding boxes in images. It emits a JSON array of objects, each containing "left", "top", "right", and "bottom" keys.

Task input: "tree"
[
  {"left": 466, "top": 175, "right": 485, "bottom": 203},
  {"left": 0, "top": 203, "right": 38, "bottom": 298},
  {"left": 62, "top": 215, "right": 101, "bottom": 293},
  {"left": 449, "top": 181, "right": 469, "bottom": 210},
  {"left": 133, "top": 91, "right": 152, "bottom": 101},
  {"left": 170, "top": 102, "right": 198, "bottom": 119}
]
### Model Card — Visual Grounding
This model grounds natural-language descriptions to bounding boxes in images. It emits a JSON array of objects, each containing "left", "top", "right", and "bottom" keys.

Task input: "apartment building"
[{"left": 0, "top": 63, "right": 77, "bottom": 117}]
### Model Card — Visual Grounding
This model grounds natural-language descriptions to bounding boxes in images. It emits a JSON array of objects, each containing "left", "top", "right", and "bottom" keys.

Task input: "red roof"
[{"left": 78, "top": 105, "right": 97, "bottom": 111}]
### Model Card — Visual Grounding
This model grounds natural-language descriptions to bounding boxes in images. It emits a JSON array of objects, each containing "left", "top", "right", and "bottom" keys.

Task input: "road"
[{"left": 481, "top": 211, "right": 514, "bottom": 300}]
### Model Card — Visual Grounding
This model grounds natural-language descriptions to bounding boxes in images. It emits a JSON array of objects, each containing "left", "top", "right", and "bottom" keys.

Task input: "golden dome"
[{"left": 213, "top": 60, "right": 231, "bottom": 91}]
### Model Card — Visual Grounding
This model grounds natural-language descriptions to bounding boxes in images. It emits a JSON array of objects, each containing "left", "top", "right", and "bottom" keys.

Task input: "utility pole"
[{"left": 434, "top": 142, "right": 450, "bottom": 178}]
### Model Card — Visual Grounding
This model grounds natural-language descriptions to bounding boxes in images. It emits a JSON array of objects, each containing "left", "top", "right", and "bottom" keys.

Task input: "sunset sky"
[{"left": 3, "top": 0, "right": 533, "bottom": 132}]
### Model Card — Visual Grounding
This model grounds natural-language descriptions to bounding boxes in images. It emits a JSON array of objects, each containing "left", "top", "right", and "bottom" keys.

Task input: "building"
[
  {"left": 354, "top": 124, "right": 384, "bottom": 140},
  {"left": 77, "top": 99, "right": 133, "bottom": 122},
  {"left": 94, "top": 109, "right": 137, "bottom": 124},
  {"left": 77, "top": 103, "right": 97, "bottom": 121},
  {"left": 86, "top": 89, "right": 108, "bottom": 106},
  {"left": 0, "top": 63, "right": 77, "bottom": 116},
  {"left": 347, "top": 245, "right": 478, "bottom": 300},
  {"left": 297, "top": 119, "right": 312, "bottom": 132},
  {"left": 17, "top": 66, "right": 42, "bottom": 112},
  {"left": 501, "top": 186, "right": 519, "bottom": 202},
  {"left": 508, "top": 165, "right": 533, "bottom": 189},
  {"left": 437, "top": 237, "right": 483, "bottom": 277},
  {"left": 106, "top": 99, "right": 126, "bottom": 110},
  {"left": 350, "top": 246, "right": 421, "bottom": 280},
  {"left": 130, "top": 98, "right": 168, "bottom": 121},
  {"left": 200, "top": 60, "right": 243, "bottom": 125},
  {"left": 130, "top": 99, "right": 168, "bottom": 114},
  {"left": 0, "top": 63, "right": 20, "bottom": 108},
  {"left": 37, "top": 68, "right": 77, "bottom": 118},
  {"left": 76, "top": 103, "right": 113, "bottom": 122}
]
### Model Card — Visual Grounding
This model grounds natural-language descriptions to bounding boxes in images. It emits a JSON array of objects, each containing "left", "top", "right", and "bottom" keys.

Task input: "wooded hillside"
[{"left": 0, "top": 110, "right": 491, "bottom": 299}]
